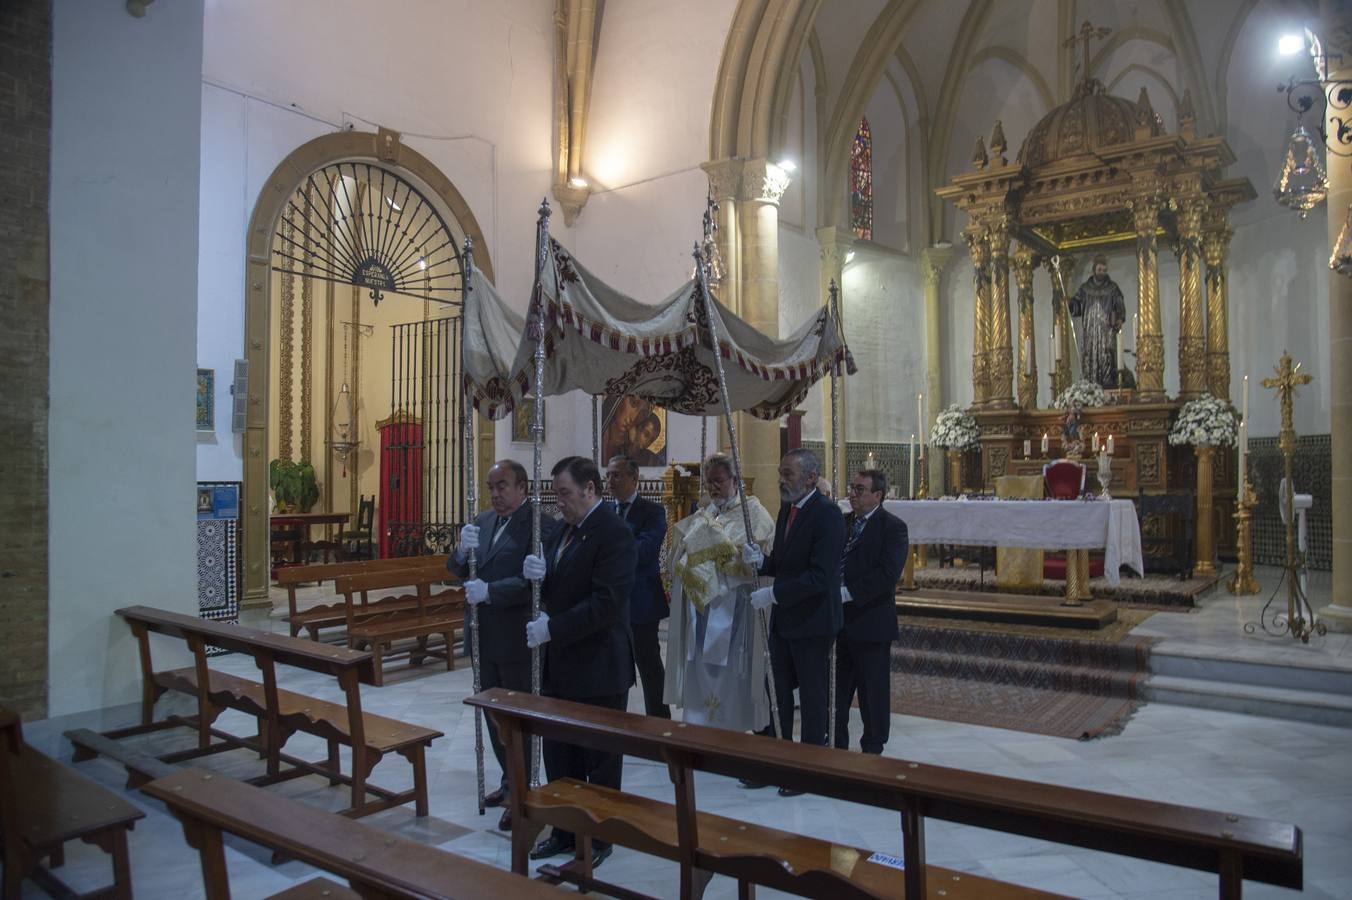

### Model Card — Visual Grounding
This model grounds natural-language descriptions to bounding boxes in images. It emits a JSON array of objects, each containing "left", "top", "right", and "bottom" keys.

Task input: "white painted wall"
[{"left": 49, "top": 0, "right": 205, "bottom": 715}]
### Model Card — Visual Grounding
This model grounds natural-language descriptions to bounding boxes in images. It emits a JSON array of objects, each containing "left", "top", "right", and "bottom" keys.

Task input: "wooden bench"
[
  {"left": 334, "top": 569, "right": 465, "bottom": 687},
  {"left": 466, "top": 688, "right": 1303, "bottom": 900},
  {"left": 69, "top": 606, "right": 441, "bottom": 819},
  {"left": 2, "top": 706, "right": 145, "bottom": 900},
  {"left": 142, "top": 768, "right": 566, "bottom": 899},
  {"left": 276, "top": 555, "right": 451, "bottom": 640}
]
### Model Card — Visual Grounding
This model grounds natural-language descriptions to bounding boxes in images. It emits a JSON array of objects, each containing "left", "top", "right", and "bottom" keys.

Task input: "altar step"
[
  {"left": 896, "top": 588, "right": 1117, "bottom": 630},
  {"left": 1144, "top": 645, "right": 1352, "bottom": 728}
]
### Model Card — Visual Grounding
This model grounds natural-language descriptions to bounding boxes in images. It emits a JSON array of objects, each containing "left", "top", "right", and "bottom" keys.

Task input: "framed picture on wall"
[
  {"left": 196, "top": 368, "right": 215, "bottom": 431},
  {"left": 601, "top": 395, "right": 667, "bottom": 467},
  {"left": 511, "top": 396, "right": 543, "bottom": 443}
]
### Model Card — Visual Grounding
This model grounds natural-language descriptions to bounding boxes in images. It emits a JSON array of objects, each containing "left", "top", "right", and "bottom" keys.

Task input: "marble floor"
[{"left": 20, "top": 564, "right": 1352, "bottom": 899}]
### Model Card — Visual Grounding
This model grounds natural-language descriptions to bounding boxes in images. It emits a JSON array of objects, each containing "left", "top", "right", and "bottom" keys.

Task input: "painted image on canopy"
[{"left": 602, "top": 395, "right": 667, "bottom": 468}]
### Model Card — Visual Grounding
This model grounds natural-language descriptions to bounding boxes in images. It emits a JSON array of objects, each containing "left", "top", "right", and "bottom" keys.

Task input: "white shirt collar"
[{"left": 855, "top": 504, "right": 879, "bottom": 522}]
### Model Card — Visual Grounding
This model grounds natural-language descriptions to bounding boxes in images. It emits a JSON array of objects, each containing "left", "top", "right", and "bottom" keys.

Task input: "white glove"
[
  {"left": 523, "top": 553, "right": 547, "bottom": 582},
  {"left": 464, "top": 579, "right": 489, "bottom": 605},
  {"left": 458, "top": 523, "right": 481, "bottom": 556},
  {"left": 750, "top": 586, "right": 775, "bottom": 611},
  {"left": 741, "top": 543, "right": 765, "bottom": 569},
  {"left": 841, "top": 585, "right": 853, "bottom": 604},
  {"left": 526, "top": 613, "right": 551, "bottom": 648}
]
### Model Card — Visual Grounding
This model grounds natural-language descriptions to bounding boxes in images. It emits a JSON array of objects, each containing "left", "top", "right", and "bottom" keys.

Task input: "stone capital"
[
  {"left": 1012, "top": 244, "right": 1037, "bottom": 291},
  {"left": 701, "top": 157, "right": 791, "bottom": 207},
  {"left": 921, "top": 244, "right": 954, "bottom": 288},
  {"left": 816, "top": 225, "right": 854, "bottom": 273},
  {"left": 552, "top": 182, "right": 590, "bottom": 227}
]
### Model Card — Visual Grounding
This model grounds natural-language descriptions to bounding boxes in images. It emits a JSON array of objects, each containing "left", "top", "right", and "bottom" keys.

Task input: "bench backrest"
[
  {"left": 143, "top": 769, "right": 562, "bottom": 898},
  {"left": 117, "top": 605, "right": 373, "bottom": 681},
  {"left": 275, "top": 554, "right": 450, "bottom": 587},
  {"left": 467, "top": 687, "right": 1302, "bottom": 893},
  {"left": 334, "top": 567, "right": 459, "bottom": 597}
]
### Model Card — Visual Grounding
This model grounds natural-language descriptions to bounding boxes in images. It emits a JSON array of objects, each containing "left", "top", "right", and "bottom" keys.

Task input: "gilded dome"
[{"left": 1017, "top": 78, "right": 1162, "bottom": 169}]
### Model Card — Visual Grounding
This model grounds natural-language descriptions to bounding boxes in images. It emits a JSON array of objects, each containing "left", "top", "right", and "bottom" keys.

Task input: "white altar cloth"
[{"left": 882, "top": 498, "right": 1144, "bottom": 587}]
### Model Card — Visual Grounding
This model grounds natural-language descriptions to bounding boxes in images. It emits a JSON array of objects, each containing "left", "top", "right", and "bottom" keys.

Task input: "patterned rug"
[
  {"left": 891, "top": 611, "right": 1157, "bottom": 740},
  {"left": 912, "top": 564, "right": 1220, "bottom": 610}
]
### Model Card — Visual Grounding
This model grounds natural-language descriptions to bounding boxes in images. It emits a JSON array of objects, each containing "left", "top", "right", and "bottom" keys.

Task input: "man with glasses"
[
  {"left": 664, "top": 454, "right": 775, "bottom": 733},
  {"left": 605, "top": 455, "right": 670, "bottom": 719},
  {"left": 836, "top": 469, "right": 907, "bottom": 754}
]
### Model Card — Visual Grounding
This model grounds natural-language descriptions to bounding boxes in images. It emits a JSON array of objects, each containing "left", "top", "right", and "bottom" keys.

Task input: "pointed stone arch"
[{"left": 239, "top": 129, "right": 495, "bottom": 602}]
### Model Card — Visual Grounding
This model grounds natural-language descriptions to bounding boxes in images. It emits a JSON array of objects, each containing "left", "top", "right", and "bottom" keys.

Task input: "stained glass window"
[{"left": 850, "top": 117, "right": 873, "bottom": 241}]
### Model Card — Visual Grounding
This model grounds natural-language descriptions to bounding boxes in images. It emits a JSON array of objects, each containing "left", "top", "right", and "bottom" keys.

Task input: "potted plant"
[{"left": 268, "top": 458, "right": 320, "bottom": 513}]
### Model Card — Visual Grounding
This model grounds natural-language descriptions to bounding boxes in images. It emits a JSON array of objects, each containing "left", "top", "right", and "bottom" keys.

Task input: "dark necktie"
[
  {"left": 785, "top": 504, "right": 799, "bottom": 537},
  {"left": 617, "top": 500, "right": 631, "bottom": 520},
  {"left": 841, "top": 516, "right": 866, "bottom": 575},
  {"left": 490, "top": 515, "right": 509, "bottom": 547},
  {"left": 556, "top": 525, "right": 576, "bottom": 563}
]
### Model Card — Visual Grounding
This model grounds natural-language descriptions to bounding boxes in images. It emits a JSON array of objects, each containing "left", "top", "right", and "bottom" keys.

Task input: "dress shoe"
[
  {"left": 530, "top": 833, "right": 576, "bottom": 860},
  {"left": 497, "top": 808, "right": 512, "bottom": 831},
  {"left": 587, "top": 843, "right": 614, "bottom": 869},
  {"left": 777, "top": 786, "right": 805, "bottom": 797},
  {"left": 483, "top": 786, "right": 508, "bottom": 807},
  {"left": 738, "top": 778, "right": 768, "bottom": 789}
]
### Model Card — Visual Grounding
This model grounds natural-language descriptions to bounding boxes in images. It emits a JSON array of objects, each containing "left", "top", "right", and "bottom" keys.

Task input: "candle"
[
  {"left": 1240, "top": 375, "right": 1250, "bottom": 492},
  {"left": 1092, "top": 431, "right": 1100, "bottom": 453},
  {"left": 1049, "top": 331, "right": 1055, "bottom": 367},
  {"left": 1106, "top": 434, "right": 1115, "bottom": 455},
  {"left": 1023, "top": 438, "right": 1031, "bottom": 458},
  {"left": 1132, "top": 312, "right": 1139, "bottom": 351},
  {"left": 909, "top": 434, "right": 916, "bottom": 497},
  {"left": 1053, "top": 324, "right": 1062, "bottom": 361},
  {"left": 1115, "top": 330, "right": 1123, "bottom": 369},
  {"left": 1041, "top": 432, "right": 1050, "bottom": 454},
  {"left": 1023, "top": 335, "right": 1032, "bottom": 375},
  {"left": 917, "top": 393, "right": 923, "bottom": 443}
]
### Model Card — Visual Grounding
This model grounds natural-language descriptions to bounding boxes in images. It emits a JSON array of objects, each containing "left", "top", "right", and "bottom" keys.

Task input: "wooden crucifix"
[{"left": 1064, "top": 20, "right": 1112, "bottom": 84}]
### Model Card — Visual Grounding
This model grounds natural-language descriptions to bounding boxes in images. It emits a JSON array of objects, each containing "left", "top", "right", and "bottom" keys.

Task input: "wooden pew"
[
  {"left": 466, "top": 688, "right": 1302, "bottom": 900},
  {"left": 69, "top": 606, "right": 441, "bottom": 819},
  {"left": 2, "top": 706, "right": 145, "bottom": 900},
  {"left": 334, "top": 569, "right": 465, "bottom": 687},
  {"left": 276, "top": 555, "right": 451, "bottom": 640},
  {"left": 142, "top": 768, "right": 565, "bottom": 899}
]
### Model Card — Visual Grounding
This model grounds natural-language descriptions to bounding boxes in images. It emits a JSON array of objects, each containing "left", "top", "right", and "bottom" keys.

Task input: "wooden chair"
[
  {"left": 68, "top": 607, "right": 441, "bottom": 819},
  {"left": 1042, "top": 460, "right": 1104, "bottom": 581},
  {"left": 469, "top": 687, "right": 1303, "bottom": 900},
  {"left": 143, "top": 769, "right": 564, "bottom": 900},
  {"left": 341, "top": 495, "right": 376, "bottom": 561},
  {"left": 1138, "top": 490, "right": 1195, "bottom": 579},
  {"left": 2, "top": 706, "right": 144, "bottom": 900}
]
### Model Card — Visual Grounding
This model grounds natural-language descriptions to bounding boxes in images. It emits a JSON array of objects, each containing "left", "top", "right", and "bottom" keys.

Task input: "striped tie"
[{"left": 840, "top": 516, "right": 866, "bottom": 575}]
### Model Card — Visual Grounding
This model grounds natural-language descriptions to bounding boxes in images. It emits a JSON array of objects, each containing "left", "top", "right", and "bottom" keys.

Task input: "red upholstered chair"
[
  {"left": 1041, "top": 460, "right": 1105, "bottom": 580},
  {"left": 1042, "top": 460, "right": 1087, "bottom": 499}
]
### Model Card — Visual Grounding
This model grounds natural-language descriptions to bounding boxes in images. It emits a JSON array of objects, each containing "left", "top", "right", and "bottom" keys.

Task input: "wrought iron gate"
[{"left": 384, "top": 317, "right": 466, "bottom": 557}]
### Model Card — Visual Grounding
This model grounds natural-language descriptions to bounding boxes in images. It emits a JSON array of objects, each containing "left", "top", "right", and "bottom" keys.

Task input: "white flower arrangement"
[
  {"left": 929, "top": 404, "right": 981, "bottom": 450},
  {"left": 1053, "top": 379, "right": 1109, "bottom": 410},
  {"left": 1169, "top": 393, "right": 1238, "bottom": 447}
]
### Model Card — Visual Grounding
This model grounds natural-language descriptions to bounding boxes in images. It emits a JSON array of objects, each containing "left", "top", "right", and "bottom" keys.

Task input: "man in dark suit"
[
  {"left": 605, "top": 454, "right": 670, "bottom": 719},
  {"left": 449, "top": 459, "right": 558, "bottom": 831},
  {"left": 522, "top": 456, "right": 636, "bottom": 868},
  {"left": 742, "top": 448, "right": 845, "bottom": 789},
  {"left": 835, "top": 468, "right": 907, "bottom": 755}
]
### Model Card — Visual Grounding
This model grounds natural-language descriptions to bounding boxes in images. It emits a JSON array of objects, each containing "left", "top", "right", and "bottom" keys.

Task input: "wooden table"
[{"left": 270, "top": 511, "right": 351, "bottom": 571}]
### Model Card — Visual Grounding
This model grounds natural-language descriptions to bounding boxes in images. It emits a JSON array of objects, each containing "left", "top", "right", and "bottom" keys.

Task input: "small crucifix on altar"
[{"left": 1063, "top": 20, "right": 1112, "bottom": 84}]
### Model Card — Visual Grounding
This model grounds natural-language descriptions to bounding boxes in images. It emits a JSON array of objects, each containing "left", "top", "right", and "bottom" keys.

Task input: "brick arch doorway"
[{"left": 239, "top": 129, "right": 496, "bottom": 604}]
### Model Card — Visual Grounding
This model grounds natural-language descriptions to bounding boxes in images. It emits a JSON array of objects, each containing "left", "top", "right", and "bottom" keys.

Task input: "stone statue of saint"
[{"left": 1068, "top": 255, "right": 1126, "bottom": 388}]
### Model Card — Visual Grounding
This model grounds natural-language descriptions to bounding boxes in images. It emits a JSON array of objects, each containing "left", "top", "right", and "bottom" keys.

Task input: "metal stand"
[
  {"left": 461, "top": 237, "right": 487, "bottom": 815},
  {"left": 692, "top": 244, "right": 781, "bottom": 740}
]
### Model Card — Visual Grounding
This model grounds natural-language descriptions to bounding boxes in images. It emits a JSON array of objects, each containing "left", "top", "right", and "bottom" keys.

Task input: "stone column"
[
  {"left": 1176, "top": 195, "right": 1207, "bottom": 399},
  {"left": 1132, "top": 195, "right": 1165, "bottom": 400},
  {"left": 986, "top": 214, "right": 1015, "bottom": 408},
  {"left": 1203, "top": 212, "right": 1233, "bottom": 401},
  {"left": 702, "top": 158, "right": 789, "bottom": 515},
  {"left": 1013, "top": 245, "right": 1038, "bottom": 409},
  {"left": 963, "top": 223, "right": 991, "bottom": 407},
  {"left": 818, "top": 225, "right": 853, "bottom": 494},
  {"left": 1319, "top": 3, "right": 1352, "bottom": 631},
  {"left": 922, "top": 244, "right": 953, "bottom": 489}
]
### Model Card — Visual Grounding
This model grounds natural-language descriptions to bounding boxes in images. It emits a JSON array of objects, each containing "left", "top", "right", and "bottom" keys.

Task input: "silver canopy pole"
[
  {"left": 527, "top": 198, "right": 551, "bottom": 789},
  {"left": 826, "top": 279, "right": 844, "bottom": 750},
  {"left": 692, "top": 243, "right": 781, "bottom": 740},
  {"left": 462, "top": 237, "right": 487, "bottom": 815}
]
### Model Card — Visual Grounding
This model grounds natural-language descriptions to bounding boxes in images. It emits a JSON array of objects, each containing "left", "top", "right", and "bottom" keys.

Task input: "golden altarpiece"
[{"left": 936, "top": 68, "right": 1255, "bottom": 561}]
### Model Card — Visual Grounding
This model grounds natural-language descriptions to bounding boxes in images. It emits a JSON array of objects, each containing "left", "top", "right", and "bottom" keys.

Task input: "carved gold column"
[
  {"left": 818, "top": 225, "right": 853, "bottom": 492},
  {"left": 964, "top": 223, "right": 991, "bottom": 407},
  {"left": 1176, "top": 196, "right": 1207, "bottom": 399},
  {"left": 1132, "top": 195, "right": 1165, "bottom": 400},
  {"left": 1203, "top": 213, "right": 1233, "bottom": 401},
  {"left": 987, "top": 214, "right": 1014, "bottom": 408},
  {"left": 1013, "top": 245, "right": 1038, "bottom": 409},
  {"left": 922, "top": 245, "right": 952, "bottom": 490}
]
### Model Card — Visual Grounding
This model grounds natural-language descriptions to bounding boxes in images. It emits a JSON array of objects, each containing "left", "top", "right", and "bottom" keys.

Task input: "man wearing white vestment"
[{"left": 663, "top": 455, "right": 775, "bottom": 732}]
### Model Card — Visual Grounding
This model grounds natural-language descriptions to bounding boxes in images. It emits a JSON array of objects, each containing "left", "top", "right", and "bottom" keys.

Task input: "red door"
[{"left": 378, "top": 419, "right": 423, "bottom": 558}]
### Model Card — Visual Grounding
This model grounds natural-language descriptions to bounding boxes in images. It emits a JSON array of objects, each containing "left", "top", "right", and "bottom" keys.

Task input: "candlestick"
[
  {"left": 909, "top": 434, "right": 916, "bottom": 497},
  {"left": 1041, "top": 432, "right": 1049, "bottom": 455},
  {"left": 1106, "top": 434, "right": 1115, "bottom": 455},
  {"left": 1023, "top": 439, "right": 1031, "bottom": 458}
]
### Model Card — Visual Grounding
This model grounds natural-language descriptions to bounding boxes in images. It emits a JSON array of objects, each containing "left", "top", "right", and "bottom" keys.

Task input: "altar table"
[
  {"left": 270, "top": 511, "right": 351, "bottom": 570},
  {"left": 882, "top": 498, "right": 1144, "bottom": 599}
]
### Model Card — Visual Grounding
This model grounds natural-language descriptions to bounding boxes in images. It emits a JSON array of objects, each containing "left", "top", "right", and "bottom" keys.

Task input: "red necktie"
[{"left": 785, "top": 505, "right": 799, "bottom": 537}]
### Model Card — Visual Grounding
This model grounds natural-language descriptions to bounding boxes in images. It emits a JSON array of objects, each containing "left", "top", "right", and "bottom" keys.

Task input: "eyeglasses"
[{"left": 847, "top": 484, "right": 874, "bottom": 495}]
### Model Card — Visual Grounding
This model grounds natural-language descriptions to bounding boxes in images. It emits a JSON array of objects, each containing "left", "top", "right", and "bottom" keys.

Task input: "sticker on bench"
[{"left": 866, "top": 852, "right": 905, "bottom": 870}]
